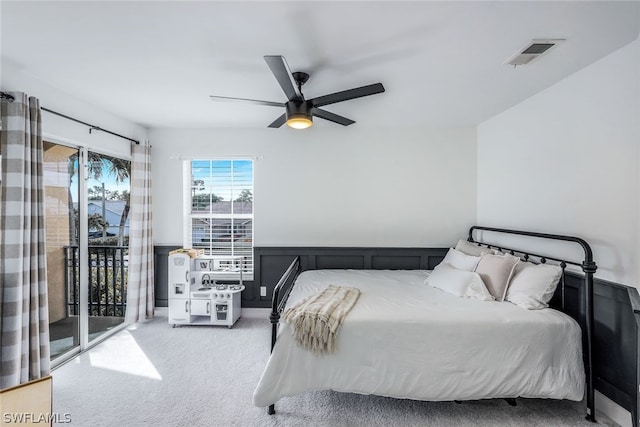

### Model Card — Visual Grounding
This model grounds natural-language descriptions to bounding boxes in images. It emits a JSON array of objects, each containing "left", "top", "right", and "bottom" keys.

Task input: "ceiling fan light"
[{"left": 286, "top": 114, "right": 313, "bottom": 129}]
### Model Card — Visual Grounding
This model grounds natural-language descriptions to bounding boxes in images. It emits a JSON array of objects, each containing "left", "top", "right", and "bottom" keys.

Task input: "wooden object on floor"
[{"left": 0, "top": 376, "right": 53, "bottom": 426}]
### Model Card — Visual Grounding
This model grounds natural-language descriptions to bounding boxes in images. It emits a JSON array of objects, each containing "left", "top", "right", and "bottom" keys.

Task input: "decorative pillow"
[
  {"left": 474, "top": 253, "right": 520, "bottom": 301},
  {"left": 454, "top": 239, "right": 493, "bottom": 257},
  {"left": 440, "top": 248, "right": 481, "bottom": 272},
  {"left": 505, "top": 262, "right": 562, "bottom": 309},
  {"left": 425, "top": 263, "right": 494, "bottom": 301}
]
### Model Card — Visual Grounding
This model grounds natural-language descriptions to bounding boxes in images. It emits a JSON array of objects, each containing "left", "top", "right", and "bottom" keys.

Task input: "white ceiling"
[{"left": 2, "top": 1, "right": 639, "bottom": 130}]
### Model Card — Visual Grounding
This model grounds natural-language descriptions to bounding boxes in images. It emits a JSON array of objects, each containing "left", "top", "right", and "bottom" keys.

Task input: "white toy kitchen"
[{"left": 168, "top": 252, "right": 245, "bottom": 328}]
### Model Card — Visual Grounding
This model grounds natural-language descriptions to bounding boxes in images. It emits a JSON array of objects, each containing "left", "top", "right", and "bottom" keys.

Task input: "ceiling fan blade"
[
  {"left": 264, "top": 55, "right": 303, "bottom": 101},
  {"left": 310, "top": 83, "right": 385, "bottom": 108},
  {"left": 268, "top": 113, "right": 287, "bottom": 128},
  {"left": 209, "top": 95, "right": 284, "bottom": 108},
  {"left": 312, "top": 108, "right": 355, "bottom": 126}
]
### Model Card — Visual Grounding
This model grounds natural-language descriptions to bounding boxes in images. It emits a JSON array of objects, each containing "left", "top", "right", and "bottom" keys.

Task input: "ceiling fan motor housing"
[
  {"left": 285, "top": 100, "right": 313, "bottom": 123},
  {"left": 284, "top": 100, "right": 313, "bottom": 129}
]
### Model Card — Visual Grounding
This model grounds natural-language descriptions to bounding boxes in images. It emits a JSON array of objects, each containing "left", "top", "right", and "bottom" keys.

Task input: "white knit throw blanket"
[{"left": 282, "top": 285, "right": 361, "bottom": 354}]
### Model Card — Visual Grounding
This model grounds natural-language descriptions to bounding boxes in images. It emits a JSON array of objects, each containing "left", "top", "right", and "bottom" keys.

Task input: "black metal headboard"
[{"left": 468, "top": 226, "right": 597, "bottom": 423}]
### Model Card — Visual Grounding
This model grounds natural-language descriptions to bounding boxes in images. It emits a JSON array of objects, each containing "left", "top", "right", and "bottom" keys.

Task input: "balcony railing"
[{"left": 64, "top": 245, "right": 128, "bottom": 317}]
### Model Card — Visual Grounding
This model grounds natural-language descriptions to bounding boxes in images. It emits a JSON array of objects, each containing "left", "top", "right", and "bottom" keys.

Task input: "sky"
[
  {"left": 191, "top": 159, "right": 253, "bottom": 201},
  {"left": 69, "top": 156, "right": 130, "bottom": 203}
]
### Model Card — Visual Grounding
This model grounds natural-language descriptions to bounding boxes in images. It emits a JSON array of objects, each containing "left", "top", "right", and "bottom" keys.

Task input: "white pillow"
[
  {"left": 454, "top": 239, "right": 493, "bottom": 257},
  {"left": 425, "top": 263, "right": 494, "bottom": 301},
  {"left": 440, "top": 248, "right": 481, "bottom": 271},
  {"left": 474, "top": 253, "right": 520, "bottom": 301},
  {"left": 506, "top": 262, "right": 562, "bottom": 310}
]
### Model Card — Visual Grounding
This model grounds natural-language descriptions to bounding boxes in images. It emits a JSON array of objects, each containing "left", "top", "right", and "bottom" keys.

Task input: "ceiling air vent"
[{"left": 505, "top": 39, "right": 565, "bottom": 66}]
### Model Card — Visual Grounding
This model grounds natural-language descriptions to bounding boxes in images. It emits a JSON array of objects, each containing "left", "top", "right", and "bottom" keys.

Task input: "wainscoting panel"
[
  {"left": 154, "top": 245, "right": 180, "bottom": 307},
  {"left": 253, "top": 247, "right": 449, "bottom": 306},
  {"left": 592, "top": 280, "right": 639, "bottom": 427},
  {"left": 554, "top": 273, "right": 639, "bottom": 427},
  {"left": 316, "top": 255, "right": 365, "bottom": 270},
  {"left": 254, "top": 253, "right": 300, "bottom": 306}
]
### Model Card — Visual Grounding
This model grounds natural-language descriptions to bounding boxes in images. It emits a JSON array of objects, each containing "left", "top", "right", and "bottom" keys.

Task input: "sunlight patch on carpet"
[{"left": 88, "top": 331, "right": 162, "bottom": 380}]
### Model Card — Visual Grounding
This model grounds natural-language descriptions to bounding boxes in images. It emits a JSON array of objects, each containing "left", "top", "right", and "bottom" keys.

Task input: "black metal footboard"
[
  {"left": 267, "top": 256, "right": 301, "bottom": 415},
  {"left": 468, "top": 226, "right": 597, "bottom": 423}
]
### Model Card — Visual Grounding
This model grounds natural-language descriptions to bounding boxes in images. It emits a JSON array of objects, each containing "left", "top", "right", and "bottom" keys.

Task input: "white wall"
[
  {"left": 1, "top": 61, "right": 147, "bottom": 156},
  {"left": 477, "top": 38, "right": 640, "bottom": 288},
  {"left": 150, "top": 126, "right": 477, "bottom": 247}
]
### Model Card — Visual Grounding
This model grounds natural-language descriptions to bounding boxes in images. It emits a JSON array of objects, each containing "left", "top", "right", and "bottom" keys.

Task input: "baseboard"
[
  {"left": 154, "top": 307, "right": 168, "bottom": 317},
  {"left": 597, "top": 391, "right": 633, "bottom": 427},
  {"left": 241, "top": 308, "right": 270, "bottom": 319}
]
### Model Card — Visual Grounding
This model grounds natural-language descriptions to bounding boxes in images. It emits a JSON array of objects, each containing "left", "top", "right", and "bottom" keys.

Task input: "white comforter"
[{"left": 253, "top": 269, "right": 585, "bottom": 407}]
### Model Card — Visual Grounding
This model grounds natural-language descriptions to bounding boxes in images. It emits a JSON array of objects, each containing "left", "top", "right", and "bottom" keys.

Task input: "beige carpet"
[{"left": 52, "top": 308, "right": 617, "bottom": 427}]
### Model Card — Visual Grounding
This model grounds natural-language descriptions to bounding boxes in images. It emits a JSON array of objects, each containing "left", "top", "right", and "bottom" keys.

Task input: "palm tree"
[
  {"left": 87, "top": 213, "right": 109, "bottom": 234},
  {"left": 68, "top": 152, "right": 131, "bottom": 246},
  {"left": 94, "top": 154, "right": 131, "bottom": 247}
]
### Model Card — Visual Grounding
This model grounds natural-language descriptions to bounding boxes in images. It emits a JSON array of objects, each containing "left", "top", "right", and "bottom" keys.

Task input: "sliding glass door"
[
  {"left": 44, "top": 143, "right": 131, "bottom": 362},
  {"left": 85, "top": 150, "right": 130, "bottom": 342},
  {"left": 44, "top": 142, "right": 80, "bottom": 359}
]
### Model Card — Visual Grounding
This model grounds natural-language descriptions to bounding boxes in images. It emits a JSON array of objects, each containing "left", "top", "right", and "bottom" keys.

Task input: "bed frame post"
[
  {"left": 270, "top": 310, "right": 280, "bottom": 353},
  {"left": 582, "top": 259, "right": 597, "bottom": 422},
  {"left": 267, "top": 308, "right": 279, "bottom": 415}
]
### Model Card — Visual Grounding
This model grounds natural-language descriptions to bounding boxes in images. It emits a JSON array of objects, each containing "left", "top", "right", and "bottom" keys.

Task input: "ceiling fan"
[{"left": 209, "top": 55, "right": 385, "bottom": 129}]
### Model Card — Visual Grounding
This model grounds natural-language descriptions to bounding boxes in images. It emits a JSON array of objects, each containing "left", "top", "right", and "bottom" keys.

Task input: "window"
[{"left": 185, "top": 159, "right": 254, "bottom": 275}]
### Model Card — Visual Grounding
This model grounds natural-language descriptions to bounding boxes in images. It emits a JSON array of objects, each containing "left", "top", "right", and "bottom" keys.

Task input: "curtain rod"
[{"left": 1, "top": 91, "right": 140, "bottom": 145}]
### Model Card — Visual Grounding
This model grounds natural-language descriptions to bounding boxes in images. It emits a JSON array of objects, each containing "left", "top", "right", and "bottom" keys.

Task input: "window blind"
[{"left": 184, "top": 159, "right": 253, "bottom": 275}]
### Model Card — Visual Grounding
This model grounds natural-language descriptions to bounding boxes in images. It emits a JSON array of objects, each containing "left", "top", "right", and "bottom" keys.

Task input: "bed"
[{"left": 253, "top": 226, "right": 597, "bottom": 422}]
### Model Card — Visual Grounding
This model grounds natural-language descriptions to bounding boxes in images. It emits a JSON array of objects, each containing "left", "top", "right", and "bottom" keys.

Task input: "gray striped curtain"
[
  {"left": 0, "top": 92, "right": 50, "bottom": 388},
  {"left": 125, "top": 143, "right": 154, "bottom": 323}
]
